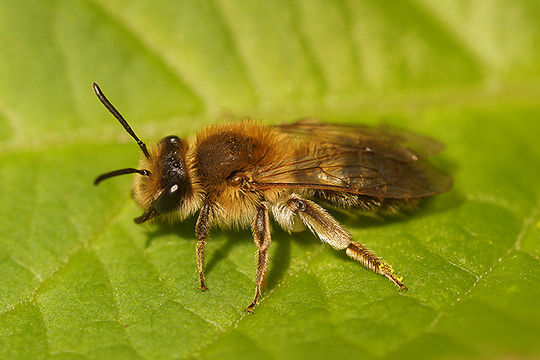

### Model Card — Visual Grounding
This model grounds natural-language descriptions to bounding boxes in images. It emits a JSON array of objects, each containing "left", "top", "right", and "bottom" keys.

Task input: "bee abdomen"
[
  {"left": 312, "top": 190, "right": 382, "bottom": 211},
  {"left": 312, "top": 190, "right": 421, "bottom": 214}
]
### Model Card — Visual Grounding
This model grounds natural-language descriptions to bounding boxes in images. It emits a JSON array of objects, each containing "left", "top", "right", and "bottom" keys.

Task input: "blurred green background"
[{"left": 1, "top": 1, "right": 539, "bottom": 359}]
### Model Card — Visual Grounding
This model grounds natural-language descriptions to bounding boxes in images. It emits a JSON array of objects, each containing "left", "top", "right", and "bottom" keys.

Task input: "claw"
[
  {"left": 385, "top": 272, "right": 407, "bottom": 291},
  {"left": 245, "top": 302, "right": 257, "bottom": 313},
  {"left": 199, "top": 282, "right": 208, "bottom": 292}
]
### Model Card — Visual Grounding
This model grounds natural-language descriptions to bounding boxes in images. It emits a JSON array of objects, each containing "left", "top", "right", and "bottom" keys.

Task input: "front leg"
[
  {"left": 246, "top": 204, "right": 272, "bottom": 312},
  {"left": 195, "top": 204, "right": 212, "bottom": 291}
]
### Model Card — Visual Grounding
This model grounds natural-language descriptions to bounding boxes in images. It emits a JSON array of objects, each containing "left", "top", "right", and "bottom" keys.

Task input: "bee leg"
[
  {"left": 195, "top": 204, "right": 213, "bottom": 291},
  {"left": 246, "top": 204, "right": 271, "bottom": 313},
  {"left": 286, "top": 195, "right": 407, "bottom": 291},
  {"left": 345, "top": 241, "right": 407, "bottom": 290}
]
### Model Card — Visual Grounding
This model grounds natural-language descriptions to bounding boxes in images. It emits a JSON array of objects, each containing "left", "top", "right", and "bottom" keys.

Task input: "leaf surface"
[{"left": 1, "top": 1, "right": 539, "bottom": 359}]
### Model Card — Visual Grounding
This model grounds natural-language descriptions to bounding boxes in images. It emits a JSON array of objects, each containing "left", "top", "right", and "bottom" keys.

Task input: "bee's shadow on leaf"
[
  {"left": 141, "top": 216, "right": 304, "bottom": 291},
  {"left": 143, "top": 217, "right": 197, "bottom": 249},
  {"left": 140, "top": 188, "right": 462, "bottom": 294}
]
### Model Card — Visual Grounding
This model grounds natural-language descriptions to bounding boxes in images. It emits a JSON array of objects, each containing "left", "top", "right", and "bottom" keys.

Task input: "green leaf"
[{"left": 1, "top": 1, "right": 539, "bottom": 359}]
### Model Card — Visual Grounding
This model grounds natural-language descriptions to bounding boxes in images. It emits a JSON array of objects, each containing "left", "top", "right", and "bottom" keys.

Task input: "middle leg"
[{"left": 246, "top": 203, "right": 272, "bottom": 312}]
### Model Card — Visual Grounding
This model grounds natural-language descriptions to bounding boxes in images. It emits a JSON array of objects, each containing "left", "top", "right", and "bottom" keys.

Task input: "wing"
[
  {"left": 277, "top": 118, "right": 445, "bottom": 159},
  {"left": 250, "top": 119, "right": 452, "bottom": 199}
]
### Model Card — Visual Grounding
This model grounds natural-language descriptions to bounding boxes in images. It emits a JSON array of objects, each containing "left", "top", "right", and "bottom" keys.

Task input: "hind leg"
[
  {"left": 345, "top": 241, "right": 407, "bottom": 290},
  {"left": 273, "top": 194, "right": 406, "bottom": 290}
]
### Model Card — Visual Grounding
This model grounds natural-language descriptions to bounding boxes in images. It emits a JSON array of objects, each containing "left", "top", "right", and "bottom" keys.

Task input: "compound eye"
[
  {"left": 153, "top": 183, "right": 183, "bottom": 214},
  {"left": 164, "top": 135, "right": 180, "bottom": 144}
]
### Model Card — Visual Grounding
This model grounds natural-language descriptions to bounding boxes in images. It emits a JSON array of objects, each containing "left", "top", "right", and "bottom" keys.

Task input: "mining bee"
[{"left": 93, "top": 83, "right": 452, "bottom": 312}]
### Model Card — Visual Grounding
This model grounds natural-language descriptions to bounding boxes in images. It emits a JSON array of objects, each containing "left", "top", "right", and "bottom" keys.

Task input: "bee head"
[
  {"left": 132, "top": 135, "right": 193, "bottom": 223},
  {"left": 92, "top": 83, "right": 193, "bottom": 223}
]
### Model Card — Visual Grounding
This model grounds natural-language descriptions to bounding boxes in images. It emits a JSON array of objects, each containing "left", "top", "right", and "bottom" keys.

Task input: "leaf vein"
[
  {"left": 425, "top": 197, "right": 540, "bottom": 331},
  {"left": 189, "top": 245, "right": 327, "bottom": 358},
  {"left": 207, "top": 0, "right": 261, "bottom": 108},
  {"left": 89, "top": 248, "right": 147, "bottom": 359},
  {"left": 82, "top": 0, "right": 208, "bottom": 111}
]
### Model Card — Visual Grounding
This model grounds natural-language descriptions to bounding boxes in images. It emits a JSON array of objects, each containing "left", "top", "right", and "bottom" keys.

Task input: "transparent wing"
[
  {"left": 251, "top": 120, "right": 452, "bottom": 198},
  {"left": 277, "top": 118, "right": 445, "bottom": 159}
]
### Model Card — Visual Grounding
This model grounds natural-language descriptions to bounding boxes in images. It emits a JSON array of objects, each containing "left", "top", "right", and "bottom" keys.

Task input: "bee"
[{"left": 93, "top": 83, "right": 452, "bottom": 312}]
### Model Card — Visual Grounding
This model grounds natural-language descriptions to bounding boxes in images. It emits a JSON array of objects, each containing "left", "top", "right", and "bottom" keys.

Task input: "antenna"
[
  {"left": 92, "top": 82, "right": 150, "bottom": 159},
  {"left": 94, "top": 168, "right": 151, "bottom": 185}
]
